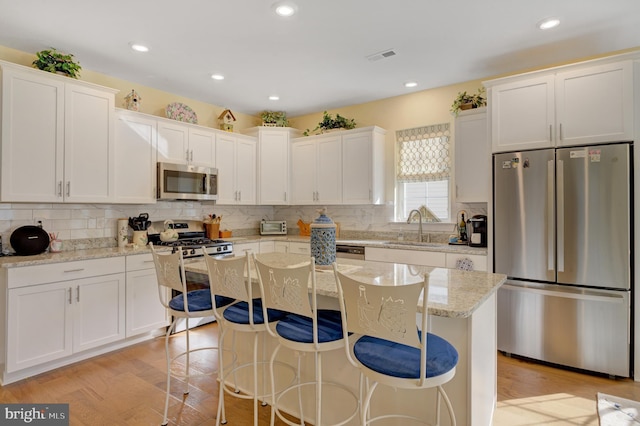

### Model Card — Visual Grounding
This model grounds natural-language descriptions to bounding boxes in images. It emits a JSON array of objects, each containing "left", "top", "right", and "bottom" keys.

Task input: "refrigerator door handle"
[
  {"left": 547, "top": 160, "right": 555, "bottom": 271},
  {"left": 557, "top": 159, "right": 565, "bottom": 272},
  {"left": 503, "top": 283, "right": 627, "bottom": 304}
]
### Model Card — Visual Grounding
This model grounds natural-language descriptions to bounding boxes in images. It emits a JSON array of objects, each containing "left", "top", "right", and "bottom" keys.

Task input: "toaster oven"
[{"left": 260, "top": 220, "right": 287, "bottom": 235}]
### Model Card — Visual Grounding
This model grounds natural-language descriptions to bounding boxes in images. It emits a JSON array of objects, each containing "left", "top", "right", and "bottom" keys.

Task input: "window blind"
[{"left": 396, "top": 123, "right": 451, "bottom": 182}]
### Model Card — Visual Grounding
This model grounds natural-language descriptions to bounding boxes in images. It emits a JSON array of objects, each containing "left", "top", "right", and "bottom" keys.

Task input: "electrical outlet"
[
  {"left": 397, "top": 231, "right": 404, "bottom": 241},
  {"left": 34, "top": 217, "right": 45, "bottom": 227}
]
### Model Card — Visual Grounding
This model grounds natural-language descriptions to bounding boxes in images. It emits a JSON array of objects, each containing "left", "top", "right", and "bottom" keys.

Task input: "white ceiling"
[{"left": 1, "top": 1, "right": 640, "bottom": 117}]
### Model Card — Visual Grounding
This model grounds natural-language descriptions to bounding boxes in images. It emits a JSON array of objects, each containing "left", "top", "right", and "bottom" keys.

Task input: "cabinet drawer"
[
  {"left": 126, "top": 253, "right": 155, "bottom": 271},
  {"left": 7, "top": 257, "right": 125, "bottom": 288},
  {"left": 365, "top": 247, "right": 445, "bottom": 267}
]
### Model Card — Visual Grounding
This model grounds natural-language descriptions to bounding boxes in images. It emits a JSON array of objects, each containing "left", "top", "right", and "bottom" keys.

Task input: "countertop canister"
[
  {"left": 310, "top": 208, "right": 336, "bottom": 267},
  {"left": 117, "top": 218, "right": 128, "bottom": 248}
]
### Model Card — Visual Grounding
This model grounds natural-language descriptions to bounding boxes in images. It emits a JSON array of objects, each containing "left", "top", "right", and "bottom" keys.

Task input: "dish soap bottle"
[{"left": 459, "top": 213, "right": 467, "bottom": 242}]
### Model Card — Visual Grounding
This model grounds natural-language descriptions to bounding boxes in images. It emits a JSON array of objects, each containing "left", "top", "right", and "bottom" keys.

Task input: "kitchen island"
[{"left": 186, "top": 252, "right": 506, "bottom": 426}]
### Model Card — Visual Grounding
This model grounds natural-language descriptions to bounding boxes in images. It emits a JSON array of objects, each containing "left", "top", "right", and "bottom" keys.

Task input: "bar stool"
[
  {"left": 150, "top": 243, "right": 221, "bottom": 426},
  {"left": 334, "top": 266, "right": 458, "bottom": 426},
  {"left": 202, "top": 250, "right": 294, "bottom": 426},
  {"left": 253, "top": 254, "right": 359, "bottom": 426}
]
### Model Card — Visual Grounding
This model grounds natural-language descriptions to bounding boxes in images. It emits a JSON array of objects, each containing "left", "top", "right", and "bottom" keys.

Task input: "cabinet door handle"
[
  {"left": 238, "top": 191, "right": 241, "bottom": 201},
  {"left": 559, "top": 123, "right": 563, "bottom": 141},
  {"left": 549, "top": 125, "right": 552, "bottom": 142},
  {"left": 66, "top": 182, "right": 70, "bottom": 197},
  {"left": 190, "top": 150, "right": 194, "bottom": 162},
  {"left": 76, "top": 285, "right": 80, "bottom": 302},
  {"left": 58, "top": 181, "right": 63, "bottom": 197},
  {"left": 68, "top": 287, "right": 72, "bottom": 304},
  {"left": 64, "top": 268, "right": 85, "bottom": 273},
  {"left": 186, "top": 149, "right": 190, "bottom": 162},
  {"left": 284, "top": 192, "right": 287, "bottom": 202}
]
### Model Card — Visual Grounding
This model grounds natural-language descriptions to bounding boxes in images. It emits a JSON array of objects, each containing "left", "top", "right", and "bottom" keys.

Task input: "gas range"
[{"left": 147, "top": 220, "right": 233, "bottom": 259}]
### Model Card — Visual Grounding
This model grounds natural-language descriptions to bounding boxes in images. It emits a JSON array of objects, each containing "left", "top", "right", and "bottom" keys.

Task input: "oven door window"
[{"left": 164, "top": 170, "right": 209, "bottom": 196}]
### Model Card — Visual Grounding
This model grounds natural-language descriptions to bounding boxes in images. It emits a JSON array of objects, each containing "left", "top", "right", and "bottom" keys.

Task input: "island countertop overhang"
[{"left": 185, "top": 252, "right": 506, "bottom": 319}]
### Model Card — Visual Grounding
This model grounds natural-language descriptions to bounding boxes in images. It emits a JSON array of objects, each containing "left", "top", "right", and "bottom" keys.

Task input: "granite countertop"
[
  {"left": 0, "top": 235, "right": 486, "bottom": 269},
  {"left": 230, "top": 235, "right": 489, "bottom": 255},
  {"left": 185, "top": 252, "right": 505, "bottom": 319}
]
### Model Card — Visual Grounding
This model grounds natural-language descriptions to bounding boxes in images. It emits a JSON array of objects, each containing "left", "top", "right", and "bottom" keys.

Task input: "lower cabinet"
[
  {"left": 125, "top": 253, "right": 170, "bottom": 337},
  {"left": 365, "top": 247, "right": 446, "bottom": 267},
  {"left": 6, "top": 258, "right": 126, "bottom": 373},
  {"left": 272, "top": 241, "right": 311, "bottom": 255}
]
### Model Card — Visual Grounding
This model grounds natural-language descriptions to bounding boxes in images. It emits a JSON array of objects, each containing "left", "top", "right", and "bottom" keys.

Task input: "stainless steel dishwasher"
[{"left": 335, "top": 244, "right": 365, "bottom": 260}]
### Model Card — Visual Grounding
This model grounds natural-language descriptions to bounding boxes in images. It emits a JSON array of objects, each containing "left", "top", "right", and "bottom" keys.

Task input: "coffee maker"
[{"left": 468, "top": 215, "right": 487, "bottom": 247}]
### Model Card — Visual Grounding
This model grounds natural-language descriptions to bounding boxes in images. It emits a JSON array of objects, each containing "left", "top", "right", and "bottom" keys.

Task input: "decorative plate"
[{"left": 166, "top": 102, "right": 198, "bottom": 124}]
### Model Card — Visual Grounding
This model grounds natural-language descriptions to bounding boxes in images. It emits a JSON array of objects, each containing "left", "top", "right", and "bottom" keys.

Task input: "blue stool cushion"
[
  {"left": 223, "top": 299, "right": 288, "bottom": 325},
  {"left": 215, "top": 295, "right": 235, "bottom": 308},
  {"left": 169, "top": 289, "right": 212, "bottom": 312},
  {"left": 354, "top": 331, "right": 458, "bottom": 379},
  {"left": 276, "top": 309, "right": 344, "bottom": 343}
]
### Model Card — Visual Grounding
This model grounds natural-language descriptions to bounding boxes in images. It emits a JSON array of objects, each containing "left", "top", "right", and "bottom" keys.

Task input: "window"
[{"left": 395, "top": 123, "right": 451, "bottom": 222}]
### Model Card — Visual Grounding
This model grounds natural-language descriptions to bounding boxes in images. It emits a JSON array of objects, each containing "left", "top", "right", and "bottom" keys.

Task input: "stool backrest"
[
  {"left": 150, "top": 243, "right": 187, "bottom": 310},
  {"left": 334, "top": 264, "right": 429, "bottom": 384},
  {"left": 203, "top": 251, "right": 252, "bottom": 321},
  {"left": 253, "top": 254, "right": 317, "bottom": 342}
]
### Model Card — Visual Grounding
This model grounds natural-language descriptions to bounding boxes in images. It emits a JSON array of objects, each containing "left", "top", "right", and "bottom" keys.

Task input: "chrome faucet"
[{"left": 407, "top": 209, "right": 427, "bottom": 242}]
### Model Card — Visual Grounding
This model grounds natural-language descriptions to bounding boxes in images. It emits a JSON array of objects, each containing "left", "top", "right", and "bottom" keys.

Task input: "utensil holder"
[
  {"left": 132, "top": 230, "right": 148, "bottom": 247},
  {"left": 205, "top": 223, "right": 220, "bottom": 240}
]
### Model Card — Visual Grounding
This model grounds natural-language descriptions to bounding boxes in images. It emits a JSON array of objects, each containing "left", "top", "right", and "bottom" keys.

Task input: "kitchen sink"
[{"left": 382, "top": 241, "right": 445, "bottom": 248}]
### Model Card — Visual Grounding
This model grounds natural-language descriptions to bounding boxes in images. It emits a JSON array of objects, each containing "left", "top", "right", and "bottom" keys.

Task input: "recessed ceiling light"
[
  {"left": 404, "top": 81, "right": 418, "bottom": 88},
  {"left": 538, "top": 17, "right": 560, "bottom": 30},
  {"left": 272, "top": 1, "right": 298, "bottom": 17},
  {"left": 129, "top": 42, "right": 149, "bottom": 52},
  {"left": 269, "top": 95, "right": 280, "bottom": 101},
  {"left": 211, "top": 74, "right": 225, "bottom": 80}
]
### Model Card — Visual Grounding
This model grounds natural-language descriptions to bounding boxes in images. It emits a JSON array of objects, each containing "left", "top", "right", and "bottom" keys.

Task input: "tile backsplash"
[{"left": 0, "top": 201, "right": 486, "bottom": 251}]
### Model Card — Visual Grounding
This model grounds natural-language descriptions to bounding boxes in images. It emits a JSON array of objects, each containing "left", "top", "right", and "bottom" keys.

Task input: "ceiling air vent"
[{"left": 366, "top": 49, "right": 396, "bottom": 62}]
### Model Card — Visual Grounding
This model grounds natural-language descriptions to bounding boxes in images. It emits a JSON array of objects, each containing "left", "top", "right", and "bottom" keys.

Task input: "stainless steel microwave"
[{"left": 157, "top": 162, "right": 218, "bottom": 201}]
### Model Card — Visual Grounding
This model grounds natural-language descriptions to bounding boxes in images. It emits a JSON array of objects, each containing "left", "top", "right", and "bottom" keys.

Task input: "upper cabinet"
[
  {"left": 342, "top": 127, "right": 386, "bottom": 204},
  {"left": 215, "top": 133, "right": 256, "bottom": 204},
  {"left": 0, "top": 61, "right": 117, "bottom": 203},
  {"left": 486, "top": 57, "right": 635, "bottom": 152},
  {"left": 291, "top": 134, "right": 342, "bottom": 205},
  {"left": 114, "top": 109, "right": 158, "bottom": 204},
  {"left": 243, "top": 126, "right": 301, "bottom": 205},
  {"left": 291, "top": 126, "right": 386, "bottom": 205},
  {"left": 156, "top": 119, "right": 216, "bottom": 166},
  {"left": 454, "top": 108, "right": 489, "bottom": 203}
]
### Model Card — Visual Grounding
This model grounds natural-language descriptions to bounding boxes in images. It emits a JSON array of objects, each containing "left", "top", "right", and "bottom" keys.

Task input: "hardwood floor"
[{"left": 1, "top": 322, "right": 639, "bottom": 425}]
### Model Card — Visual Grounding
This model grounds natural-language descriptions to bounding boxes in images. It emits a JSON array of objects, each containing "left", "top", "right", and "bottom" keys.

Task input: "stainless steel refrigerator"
[{"left": 493, "top": 143, "right": 632, "bottom": 377}]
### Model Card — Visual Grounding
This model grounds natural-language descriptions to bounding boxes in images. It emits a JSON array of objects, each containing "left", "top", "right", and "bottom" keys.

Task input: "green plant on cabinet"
[{"left": 32, "top": 48, "right": 82, "bottom": 78}]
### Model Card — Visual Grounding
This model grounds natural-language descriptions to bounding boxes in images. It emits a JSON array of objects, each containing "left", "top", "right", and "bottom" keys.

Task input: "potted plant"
[
  {"left": 259, "top": 110, "right": 289, "bottom": 127},
  {"left": 303, "top": 111, "right": 356, "bottom": 136},
  {"left": 450, "top": 87, "right": 486, "bottom": 116},
  {"left": 32, "top": 48, "right": 82, "bottom": 79}
]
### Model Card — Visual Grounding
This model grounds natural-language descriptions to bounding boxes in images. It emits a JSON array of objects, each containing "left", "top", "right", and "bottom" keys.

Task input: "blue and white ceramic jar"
[{"left": 310, "top": 208, "right": 336, "bottom": 267}]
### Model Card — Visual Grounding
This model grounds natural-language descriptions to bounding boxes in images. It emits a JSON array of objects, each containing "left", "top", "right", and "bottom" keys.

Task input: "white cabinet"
[
  {"left": 125, "top": 253, "right": 169, "bottom": 337},
  {"left": 454, "top": 108, "right": 489, "bottom": 202},
  {"left": 489, "top": 75, "right": 555, "bottom": 152},
  {"left": 342, "top": 127, "right": 386, "bottom": 204},
  {"left": 291, "top": 134, "right": 342, "bottom": 204},
  {"left": 487, "top": 59, "right": 634, "bottom": 152},
  {"left": 555, "top": 61, "right": 633, "bottom": 146},
  {"left": 216, "top": 133, "right": 257, "bottom": 204},
  {"left": 233, "top": 241, "right": 261, "bottom": 256},
  {"left": 291, "top": 126, "right": 386, "bottom": 205},
  {"left": 288, "top": 241, "right": 310, "bottom": 255},
  {"left": 0, "top": 61, "right": 117, "bottom": 203},
  {"left": 244, "top": 127, "right": 300, "bottom": 205},
  {"left": 156, "top": 119, "right": 216, "bottom": 166},
  {"left": 445, "top": 253, "right": 487, "bottom": 271},
  {"left": 5, "top": 257, "right": 126, "bottom": 373},
  {"left": 365, "top": 247, "right": 446, "bottom": 267},
  {"left": 114, "top": 110, "right": 157, "bottom": 203}
]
